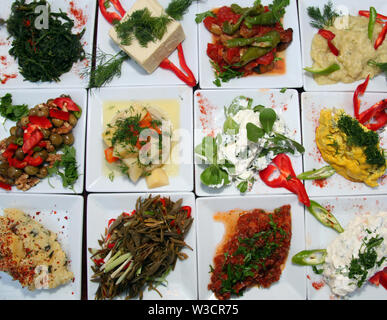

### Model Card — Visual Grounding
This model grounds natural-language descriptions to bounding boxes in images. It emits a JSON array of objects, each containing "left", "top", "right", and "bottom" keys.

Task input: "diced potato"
[
  {"left": 146, "top": 168, "right": 169, "bottom": 189},
  {"left": 102, "top": 127, "right": 117, "bottom": 147},
  {"left": 122, "top": 158, "right": 143, "bottom": 183}
]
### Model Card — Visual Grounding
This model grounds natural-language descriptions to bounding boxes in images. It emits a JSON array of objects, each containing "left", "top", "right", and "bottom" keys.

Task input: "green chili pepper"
[
  {"left": 304, "top": 63, "right": 340, "bottom": 75},
  {"left": 237, "top": 47, "right": 272, "bottom": 66},
  {"left": 297, "top": 165, "right": 336, "bottom": 180},
  {"left": 292, "top": 249, "right": 327, "bottom": 266},
  {"left": 226, "top": 30, "right": 281, "bottom": 48},
  {"left": 368, "top": 7, "right": 377, "bottom": 41},
  {"left": 230, "top": 3, "right": 263, "bottom": 16},
  {"left": 223, "top": 5, "right": 263, "bottom": 35},
  {"left": 307, "top": 200, "right": 344, "bottom": 233},
  {"left": 244, "top": 12, "right": 279, "bottom": 28}
]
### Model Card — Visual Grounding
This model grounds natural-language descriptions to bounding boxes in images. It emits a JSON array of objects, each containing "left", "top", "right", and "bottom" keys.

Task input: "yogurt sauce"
[{"left": 323, "top": 211, "right": 387, "bottom": 297}]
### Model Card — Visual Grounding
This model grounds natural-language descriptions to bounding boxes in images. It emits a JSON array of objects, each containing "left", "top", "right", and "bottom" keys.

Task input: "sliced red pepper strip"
[
  {"left": 327, "top": 40, "right": 339, "bottom": 56},
  {"left": 98, "top": 0, "right": 125, "bottom": 24},
  {"left": 49, "top": 109, "right": 70, "bottom": 121},
  {"left": 181, "top": 206, "right": 192, "bottom": 218},
  {"left": 0, "top": 181, "right": 12, "bottom": 191},
  {"left": 358, "top": 99, "right": 387, "bottom": 123},
  {"left": 53, "top": 97, "right": 80, "bottom": 112},
  {"left": 259, "top": 154, "right": 310, "bottom": 207},
  {"left": 359, "top": 10, "right": 387, "bottom": 21},
  {"left": 159, "top": 44, "right": 197, "bottom": 87},
  {"left": 318, "top": 29, "right": 335, "bottom": 40},
  {"left": 375, "top": 21, "right": 387, "bottom": 49},
  {"left": 2, "top": 143, "right": 18, "bottom": 159},
  {"left": 9, "top": 158, "right": 27, "bottom": 169},
  {"left": 25, "top": 155, "right": 44, "bottom": 167},
  {"left": 22, "top": 129, "right": 44, "bottom": 154},
  {"left": 353, "top": 74, "right": 370, "bottom": 119},
  {"left": 29, "top": 116, "right": 52, "bottom": 129}
]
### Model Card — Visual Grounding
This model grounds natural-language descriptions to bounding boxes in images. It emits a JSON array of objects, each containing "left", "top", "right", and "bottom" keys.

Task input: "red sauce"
[{"left": 208, "top": 205, "right": 292, "bottom": 300}]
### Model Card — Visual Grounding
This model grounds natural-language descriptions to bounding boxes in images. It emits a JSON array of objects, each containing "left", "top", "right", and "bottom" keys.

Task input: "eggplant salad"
[
  {"left": 89, "top": 195, "right": 193, "bottom": 300},
  {"left": 0, "top": 94, "right": 81, "bottom": 191}
]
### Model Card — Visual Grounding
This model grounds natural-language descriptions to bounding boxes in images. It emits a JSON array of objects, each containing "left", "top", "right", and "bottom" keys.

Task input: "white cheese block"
[{"left": 109, "top": 0, "right": 185, "bottom": 74}]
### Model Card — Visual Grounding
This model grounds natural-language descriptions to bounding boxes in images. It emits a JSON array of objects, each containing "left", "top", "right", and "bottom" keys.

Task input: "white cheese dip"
[
  {"left": 323, "top": 211, "right": 387, "bottom": 297},
  {"left": 217, "top": 109, "right": 288, "bottom": 182}
]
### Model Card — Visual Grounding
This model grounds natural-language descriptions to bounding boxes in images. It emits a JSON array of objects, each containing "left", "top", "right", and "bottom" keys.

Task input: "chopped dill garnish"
[
  {"left": 165, "top": 0, "right": 198, "bottom": 21},
  {"left": 337, "top": 114, "right": 385, "bottom": 167},
  {"left": 114, "top": 8, "right": 172, "bottom": 47},
  {"left": 307, "top": 1, "right": 339, "bottom": 29}
]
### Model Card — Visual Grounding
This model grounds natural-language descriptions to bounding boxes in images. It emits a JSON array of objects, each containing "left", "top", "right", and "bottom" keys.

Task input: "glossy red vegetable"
[
  {"left": 0, "top": 181, "right": 12, "bottom": 191},
  {"left": 318, "top": 29, "right": 339, "bottom": 56},
  {"left": 259, "top": 154, "right": 310, "bottom": 207},
  {"left": 353, "top": 74, "right": 370, "bottom": 119},
  {"left": 2, "top": 143, "right": 18, "bottom": 159},
  {"left": 374, "top": 21, "right": 387, "bottom": 49},
  {"left": 53, "top": 97, "right": 80, "bottom": 112},
  {"left": 181, "top": 206, "right": 192, "bottom": 218},
  {"left": 98, "top": 0, "right": 125, "bottom": 24},
  {"left": 25, "top": 155, "right": 44, "bottom": 167},
  {"left": 8, "top": 158, "right": 27, "bottom": 169},
  {"left": 49, "top": 109, "right": 70, "bottom": 121},
  {"left": 22, "top": 129, "right": 44, "bottom": 154},
  {"left": 28, "top": 115, "right": 52, "bottom": 129},
  {"left": 359, "top": 10, "right": 387, "bottom": 21},
  {"left": 358, "top": 99, "right": 387, "bottom": 131},
  {"left": 369, "top": 267, "right": 387, "bottom": 290}
]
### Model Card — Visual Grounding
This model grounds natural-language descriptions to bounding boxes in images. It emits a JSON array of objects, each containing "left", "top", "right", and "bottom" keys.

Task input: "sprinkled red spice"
[
  {"left": 312, "top": 281, "right": 325, "bottom": 290},
  {"left": 0, "top": 74, "right": 17, "bottom": 84},
  {"left": 69, "top": 1, "right": 87, "bottom": 28},
  {"left": 312, "top": 178, "right": 328, "bottom": 188},
  {"left": 307, "top": 275, "right": 311, "bottom": 280}
]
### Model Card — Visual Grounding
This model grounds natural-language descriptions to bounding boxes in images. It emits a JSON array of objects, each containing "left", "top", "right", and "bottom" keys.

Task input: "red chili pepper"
[
  {"left": 160, "top": 44, "right": 197, "bottom": 87},
  {"left": 374, "top": 21, "right": 387, "bottom": 49},
  {"left": 353, "top": 74, "right": 370, "bottom": 119},
  {"left": 22, "top": 129, "right": 44, "bottom": 154},
  {"left": 327, "top": 40, "right": 339, "bottom": 56},
  {"left": 49, "top": 109, "right": 70, "bottom": 121},
  {"left": 93, "top": 258, "right": 105, "bottom": 266},
  {"left": 123, "top": 210, "right": 136, "bottom": 216},
  {"left": 159, "top": 197, "right": 167, "bottom": 207},
  {"left": 107, "top": 242, "right": 115, "bottom": 249},
  {"left": 2, "top": 143, "right": 18, "bottom": 159},
  {"left": 108, "top": 218, "right": 116, "bottom": 227},
  {"left": 181, "top": 206, "right": 192, "bottom": 218},
  {"left": 0, "top": 181, "right": 12, "bottom": 191},
  {"left": 28, "top": 116, "right": 52, "bottom": 129},
  {"left": 98, "top": 0, "right": 125, "bottom": 24},
  {"left": 53, "top": 97, "right": 80, "bottom": 112},
  {"left": 259, "top": 154, "right": 310, "bottom": 207},
  {"left": 318, "top": 29, "right": 336, "bottom": 40}
]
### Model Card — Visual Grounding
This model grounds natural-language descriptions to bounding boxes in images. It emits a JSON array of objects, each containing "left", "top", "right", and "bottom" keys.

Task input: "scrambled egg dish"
[
  {"left": 0, "top": 209, "right": 73, "bottom": 290},
  {"left": 316, "top": 109, "right": 386, "bottom": 187}
]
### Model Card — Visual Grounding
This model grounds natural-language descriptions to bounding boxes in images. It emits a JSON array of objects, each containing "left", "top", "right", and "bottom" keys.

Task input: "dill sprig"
[
  {"left": 114, "top": 8, "right": 172, "bottom": 47},
  {"left": 83, "top": 49, "right": 129, "bottom": 88},
  {"left": 165, "top": 0, "right": 198, "bottom": 21},
  {"left": 307, "top": 1, "right": 339, "bottom": 29}
]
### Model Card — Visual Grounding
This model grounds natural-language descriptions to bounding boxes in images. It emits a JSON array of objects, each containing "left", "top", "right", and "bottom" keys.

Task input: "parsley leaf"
[{"left": 0, "top": 93, "right": 29, "bottom": 123}]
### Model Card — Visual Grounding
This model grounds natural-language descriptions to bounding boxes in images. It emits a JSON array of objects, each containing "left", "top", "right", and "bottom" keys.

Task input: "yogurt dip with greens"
[{"left": 195, "top": 96, "right": 304, "bottom": 193}]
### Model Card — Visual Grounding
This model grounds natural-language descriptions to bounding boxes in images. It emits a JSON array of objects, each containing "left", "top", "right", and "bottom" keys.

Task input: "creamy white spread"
[{"left": 323, "top": 211, "right": 387, "bottom": 297}]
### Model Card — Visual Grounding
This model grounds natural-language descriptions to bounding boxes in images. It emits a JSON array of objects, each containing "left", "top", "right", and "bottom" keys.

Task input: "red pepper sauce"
[{"left": 209, "top": 205, "right": 292, "bottom": 300}]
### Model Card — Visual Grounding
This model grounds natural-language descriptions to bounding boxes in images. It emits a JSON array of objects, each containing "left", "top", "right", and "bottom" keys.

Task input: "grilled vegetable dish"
[
  {"left": 0, "top": 208, "right": 73, "bottom": 290},
  {"left": 89, "top": 195, "right": 193, "bottom": 300},
  {"left": 103, "top": 105, "right": 172, "bottom": 189},
  {"left": 198, "top": 0, "right": 293, "bottom": 86},
  {"left": 208, "top": 205, "right": 291, "bottom": 300},
  {"left": 0, "top": 95, "right": 81, "bottom": 191}
]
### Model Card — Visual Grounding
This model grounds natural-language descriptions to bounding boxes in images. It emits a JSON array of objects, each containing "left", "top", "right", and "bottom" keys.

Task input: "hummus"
[
  {"left": 315, "top": 109, "right": 386, "bottom": 187},
  {"left": 310, "top": 15, "right": 387, "bottom": 85}
]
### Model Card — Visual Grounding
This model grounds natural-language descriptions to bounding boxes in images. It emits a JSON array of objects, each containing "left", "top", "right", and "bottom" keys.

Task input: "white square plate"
[
  {"left": 305, "top": 195, "right": 387, "bottom": 300},
  {"left": 0, "top": 88, "right": 87, "bottom": 194},
  {"left": 0, "top": 193, "right": 83, "bottom": 300},
  {"left": 0, "top": 0, "right": 96, "bottom": 89},
  {"left": 196, "top": 195, "right": 306, "bottom": 300},
  {"left": 86, "top": 192, "right": 197, "bottom": 300},
  {"left": 194, "top": 88, "right": 303, "bottom": 196},
  {"left": 95, "top": 0, "right": 198, "bottom": 87},
  {"left": 301, "top": 91, "right": 387, "bottom": 197},
  {"left": 86, "top": 86, "right": 193, "bottom": 192},
  {"left": 298, "top": 0, "right": 387, "bottom": 92},
  {"left": 198, "top": 0, "right": 302, "bottom": 89}
]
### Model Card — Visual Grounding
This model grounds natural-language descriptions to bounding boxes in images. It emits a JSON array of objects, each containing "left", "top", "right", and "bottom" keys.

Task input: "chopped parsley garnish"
[
  {"left": 337, "top": 114, "right": 385, "bottom": 167},
  {"left": 0, "top": 93, "right": 29, "bottom": 123},
  {"left": 348, "top": 233, "right": 385, "bottom": 288}
]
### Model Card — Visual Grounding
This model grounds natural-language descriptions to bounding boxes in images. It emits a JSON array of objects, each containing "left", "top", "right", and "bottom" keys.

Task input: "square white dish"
[
  {"left": 298, "top": 0, "right": 387, "bottom": 92},
  {"left": 196, "top": 194, "right": 306, "bottom": 300},
  {"left": 0, "top": 193, "right": 83, "bottom": 300},
  {"left": 95, "top": 0, "right": 198, "bottom": 87},
  {"left": 305, "top": 195, "right": 387, "bottom": 300},
  {"left": 0, "top": 0, "right": 96, "bottom": 89},
  {"left": 86, "top": 192, "right": 197, "bottom": 300},
  {"left": 86, "top": 86, "right": 193, "bottom": 192},
  {"left": 0, "top": 88, "right": 87, "bottom": 194},
  {"left": 197, "top": 0, "right": 303, "bottom": 89},
  {"left": 301, "top": 91, "right": 387, "bottom": 197},
  {"left": 194, "top": 88, "right": 303, "bottom": 197}
]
